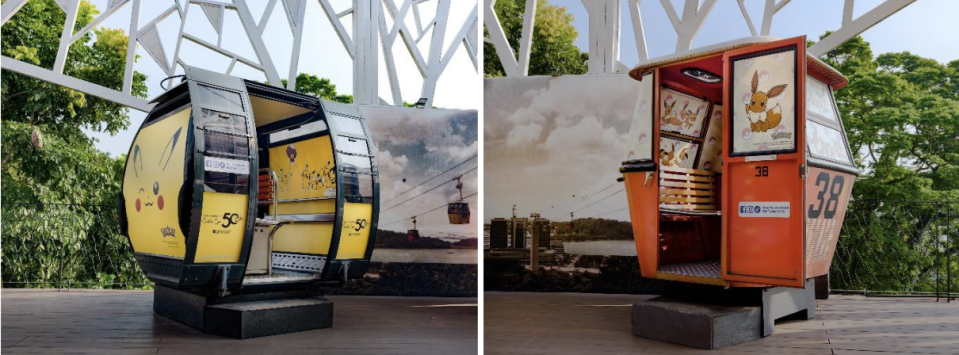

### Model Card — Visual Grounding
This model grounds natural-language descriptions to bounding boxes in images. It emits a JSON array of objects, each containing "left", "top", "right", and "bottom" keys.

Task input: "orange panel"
[
  {"left": 624, "top": 171, "right": 659, "bottom": 278},
  {"left": 721, "top": 36, "right": 808, "bottom": 288},
  {"left": 804, "top": 167, "right": 854, "bottom": 277}
]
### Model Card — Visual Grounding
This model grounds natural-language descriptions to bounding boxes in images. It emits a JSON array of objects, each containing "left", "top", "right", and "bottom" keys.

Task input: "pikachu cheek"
[
  {"left": 158, "top": 195, "right": 165, "bottom": 210},
  {"left": 135, "top": 198, "right": 141, "bottom": 212}
]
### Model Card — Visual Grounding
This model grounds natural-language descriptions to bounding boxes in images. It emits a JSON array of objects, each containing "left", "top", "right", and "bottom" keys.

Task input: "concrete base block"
[
  {"left": 632, "top": 297, "right": 762, "bottom": 349},
  {"left": 153, "top": 285, "right": 333, "bottom": 339}
]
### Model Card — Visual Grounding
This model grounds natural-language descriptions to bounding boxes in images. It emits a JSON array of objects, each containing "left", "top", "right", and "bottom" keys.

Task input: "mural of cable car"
[
  {"left": 619, "top": 36, "right": 858, "bottom": 335},
  {"left": 407, "top": 216, "right": 420, "bottom": 242},
  {"left": 117, "top": 66, "right": 380, "bottom": 295},
  {"left": 448, "top": 175, "right": 470, "bottom": 224}
]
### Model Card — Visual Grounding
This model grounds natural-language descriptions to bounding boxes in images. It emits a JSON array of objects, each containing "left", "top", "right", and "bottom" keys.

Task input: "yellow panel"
[
  {"left": 272, "top": 199, "right": 336, "bottom": 215},
  {"left": 336, "top": 203, "right": 373, "bottom": 260},
  {"left": 194, "top": 192, "right": 249, "bottom": 263},
  {"left": 269, "top": 136, "right": 336, "bottom": 201},
  {"left": 272, "top": 223, "right": 334, "bottom": 255},
  {"left": 123, "top": 108, "right": 191, "bottom": 259}
]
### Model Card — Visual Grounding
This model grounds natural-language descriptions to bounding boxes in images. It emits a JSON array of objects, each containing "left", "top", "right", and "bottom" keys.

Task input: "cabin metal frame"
[{"left": 118, "top": 66, "right": 379, "bottom": 294}]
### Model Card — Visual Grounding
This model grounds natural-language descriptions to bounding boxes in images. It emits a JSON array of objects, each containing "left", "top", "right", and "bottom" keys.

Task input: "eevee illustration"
[
  {"left": 659, "top": 143, "right": 691, "bottom": 167},
  {"left": 661, "top": 100, "right": 683, "bottom": 127},
  {"left": 745, "top": 70, "right": 788, "bottom": 133},
  {"left": 679, "top": 103, "right": 703, "bottom": 130}
]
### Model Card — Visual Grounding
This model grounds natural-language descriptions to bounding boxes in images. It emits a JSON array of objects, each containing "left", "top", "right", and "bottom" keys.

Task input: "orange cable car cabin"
[{"left": 619, "top": 36, "right": 859, "bottom": 290}]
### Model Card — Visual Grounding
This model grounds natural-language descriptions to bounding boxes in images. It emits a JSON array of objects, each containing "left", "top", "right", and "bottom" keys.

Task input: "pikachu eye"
[{"left": 153, "top": 181, "right": 160, "bottom": 195}]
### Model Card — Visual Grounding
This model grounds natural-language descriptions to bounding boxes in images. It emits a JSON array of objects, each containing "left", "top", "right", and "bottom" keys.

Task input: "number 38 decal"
[{"left": 808, "top": 171, "right": 844, "bottom": 219}]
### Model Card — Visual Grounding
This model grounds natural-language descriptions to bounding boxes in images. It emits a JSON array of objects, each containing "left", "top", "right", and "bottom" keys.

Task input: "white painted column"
[{"left": 353, "top": 0, "right": 379, "bottom": 105}]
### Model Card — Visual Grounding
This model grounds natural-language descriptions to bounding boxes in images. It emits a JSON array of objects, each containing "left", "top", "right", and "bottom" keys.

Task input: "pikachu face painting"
[{"left": 123, "top": 107, "right": 191, "bottom": 259}]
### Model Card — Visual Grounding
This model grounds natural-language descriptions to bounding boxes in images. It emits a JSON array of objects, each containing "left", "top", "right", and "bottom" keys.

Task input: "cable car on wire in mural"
[
  {"left": 117, "top": 66, "right": 380, "bottom": 296},
  {"left": 448, "top": 175, "right": 470, "bottom": 224},
  {"left": 618, "top": 36, "right": 858, "bottom": 334}
]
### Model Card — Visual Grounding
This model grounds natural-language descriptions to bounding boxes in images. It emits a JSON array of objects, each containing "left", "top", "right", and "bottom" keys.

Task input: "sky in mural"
[
  {"left": 365, "top": 107, "right": 478, "bottom": 241},
  {"left": 484, "top": 75, "right": 638, "bottom": 223}
]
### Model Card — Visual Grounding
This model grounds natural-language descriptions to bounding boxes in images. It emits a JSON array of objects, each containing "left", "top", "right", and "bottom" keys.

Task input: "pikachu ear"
[
  {"left": 751, "top": 71, "right": 759, "bottom": 93},
  {"left": 158, "top": 127, "right": 183, "bottom": 171},
  {"left": 132, "top": 145, "right": 143, "bottom": 178},
  {"left": 766, "top": 84, "right": 788, "bottom": 98}
]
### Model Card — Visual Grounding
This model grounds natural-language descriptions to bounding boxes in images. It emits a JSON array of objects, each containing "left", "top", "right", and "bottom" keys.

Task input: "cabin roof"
[{"left": 628, "top": 36, "right": 848, "bottom": 90}]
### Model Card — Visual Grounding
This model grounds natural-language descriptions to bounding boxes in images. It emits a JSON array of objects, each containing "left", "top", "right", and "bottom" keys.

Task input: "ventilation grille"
[{"left": 272, "top": 253, "right": 326, "bottom": 273}]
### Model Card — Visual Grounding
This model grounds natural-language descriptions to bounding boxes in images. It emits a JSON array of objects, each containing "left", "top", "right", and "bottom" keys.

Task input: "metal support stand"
[
  {"left": 632, "top": 278, "right": 818, "bottom": 349},
  {"left": 153, "top": 285, "right": 333, "bottom": 339}
]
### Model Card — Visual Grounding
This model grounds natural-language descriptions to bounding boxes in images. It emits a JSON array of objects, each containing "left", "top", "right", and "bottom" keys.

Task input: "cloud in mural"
[
  {"left": 484, "top": 76, "right": 640, "bottom": 222},
  {"left": 363, "top": 107, "right": 478, "bottom": 241}
]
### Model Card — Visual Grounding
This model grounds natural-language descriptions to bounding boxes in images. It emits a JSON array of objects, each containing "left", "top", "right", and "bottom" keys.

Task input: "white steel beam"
[
  {"left": 808, "top": 0, "right": 918, "bottom": 57},
  {"left": 2, "top": 55, "right": 153, "bottom": 112}
]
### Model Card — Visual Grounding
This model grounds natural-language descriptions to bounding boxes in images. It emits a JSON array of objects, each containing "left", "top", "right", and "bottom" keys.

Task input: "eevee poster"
[
  {"left": 660, "top": 87, "right": 709, "bottom": 138},
  {"left": 732, "top": 49, "right": 796, "bottom": 154}
]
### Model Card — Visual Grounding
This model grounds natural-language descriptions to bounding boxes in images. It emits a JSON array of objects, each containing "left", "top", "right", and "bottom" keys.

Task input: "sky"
[
  {"left": 549, "top": 0, "right": 959, "bottom": 67},
  {"left": 77, "top": 0, "right": 480, "bottom": 157}
]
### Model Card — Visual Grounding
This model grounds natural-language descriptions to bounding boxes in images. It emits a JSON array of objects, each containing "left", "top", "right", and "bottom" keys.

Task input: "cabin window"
[
  {"left": 332, "top": 115, "right": 366, "bottom": 136},
  {"left": 269, "top": 121, "right": 328, "bottom": 142},
  {"left": 199, "top": 108, "right": 248, "bottom": 135},
  {"left": 337, "top": 154, "right": 372, "bottom": 174},
  {"left": 341, "top": 170, "right": 374, "bottom": 201},
  {"left": 335, "top": 136, "right": 370, "bottom": 156},
  {"left": 624, "top": 72, "right": 655, "bottom": 162},
  {"left": 205, "top": 131, "right": 250, "bottom": 157},
  {"left": 196, "top": 84, "right": 245, "bottom": 113}
]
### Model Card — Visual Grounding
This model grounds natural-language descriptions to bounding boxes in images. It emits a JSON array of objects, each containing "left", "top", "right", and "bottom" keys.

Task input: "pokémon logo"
[{"left": 160, "top": 226, "right": 176, "bottom": 238}]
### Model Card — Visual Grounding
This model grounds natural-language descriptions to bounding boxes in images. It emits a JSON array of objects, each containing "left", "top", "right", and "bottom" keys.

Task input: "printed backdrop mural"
[
  {"left": 485, "top": 75, "right": 638, "bottom": 223},
  {"left": 363, "top": 107, "right": 479, "bottom": 242}
]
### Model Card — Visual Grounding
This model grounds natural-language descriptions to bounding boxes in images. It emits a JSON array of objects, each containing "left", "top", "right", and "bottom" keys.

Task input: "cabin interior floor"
[{"left": 658, "top": 260, "right": 721, "bottom": 279}]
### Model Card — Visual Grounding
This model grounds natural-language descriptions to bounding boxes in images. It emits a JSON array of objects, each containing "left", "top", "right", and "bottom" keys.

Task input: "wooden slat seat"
[{"left": 659, "top": 166, "right": 720, "bottom": 215}]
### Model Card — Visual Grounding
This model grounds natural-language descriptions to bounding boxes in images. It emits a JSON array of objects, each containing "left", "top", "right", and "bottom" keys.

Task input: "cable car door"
[{"left": 721, "top": 37, "right": 807, "bottom": 288}]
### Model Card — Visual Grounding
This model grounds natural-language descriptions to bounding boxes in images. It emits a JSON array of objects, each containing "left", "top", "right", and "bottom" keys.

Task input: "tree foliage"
[
  {"left": 282, "top": 73, "right": 353, "bottom": 103},
  {"left": 814, "top": 34, "right": 959, "bottom": 293},
  {"left": 1, "top": 0, "right": 148, "bottom": 288},
  {"left": 484, "top": 0, "right": 588, "bottom": 77}
]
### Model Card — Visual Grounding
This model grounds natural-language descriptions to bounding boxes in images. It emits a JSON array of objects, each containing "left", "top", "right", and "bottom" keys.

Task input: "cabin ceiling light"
[{"left": 681, "top": 67, "right": 721, "bottom": 83}]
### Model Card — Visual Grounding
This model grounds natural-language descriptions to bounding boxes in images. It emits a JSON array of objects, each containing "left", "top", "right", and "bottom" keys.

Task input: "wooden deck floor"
[
  {"left": 485, "top": 292, "right": 959, "bottom": 355},
  {"left": 1, "top": 289, "right": 477, "bottom": 354}
]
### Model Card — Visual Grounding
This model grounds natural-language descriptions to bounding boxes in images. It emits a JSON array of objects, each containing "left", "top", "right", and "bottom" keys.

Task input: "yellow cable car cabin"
[
  {"left": 619, "top": 36, "right": 859, "bottom": 290},
  {"left": 118, "top": 67, "right": 379, "bottom": 294}
]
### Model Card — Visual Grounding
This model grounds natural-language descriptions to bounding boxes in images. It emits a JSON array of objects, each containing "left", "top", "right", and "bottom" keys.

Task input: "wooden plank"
[
  {"left": 659, "top": 180, "right": 714, "bottom": 189},
  {"left": 1, "top": 290, "right": 477, "bottom": 354},
  {"left": 485, "top": 292, "right": 959, "bottom": 355},
  {"left": 660, "top": 188, "right": 714, "bottom": 196},
  {"left": 660, "top": 173, "right": 714, "bottom": 183},
  {"left": 661, "top": 203, "right": 718, "bottom": 210},
  {"left": 660, "top": 196, "right": 713, "bottom": 203},
  {"left": 660, "top": 166, "right": 714, "bottom": 176}
]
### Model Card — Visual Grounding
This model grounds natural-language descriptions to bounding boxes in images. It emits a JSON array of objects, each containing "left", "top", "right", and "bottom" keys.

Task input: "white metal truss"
[
  {"left": 0, "top": 0, "right": 478, "bottom": 111},
  {"left": 484, "top": 0, "right": 917, "bottom": 76}
]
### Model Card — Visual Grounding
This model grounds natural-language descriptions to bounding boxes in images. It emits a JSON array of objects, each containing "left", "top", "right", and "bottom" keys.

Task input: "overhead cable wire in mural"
[
  {"left": 380, "top": 191, "right": 478, "bottom": 227},
  {"left": 547, "top": 181, "right": 619, "bottom": 219},
  {"left": 381, "top": 153, "right": 478, "bottom": 206},
  {"left": 566, "top": 188, "right": 625, "bottom": 220},
  {"left": 381, "top": 165, "right": 477, "bottom": 213},
  {"left": 584, "top": 207, "right": 628, "bottom": 219}
]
